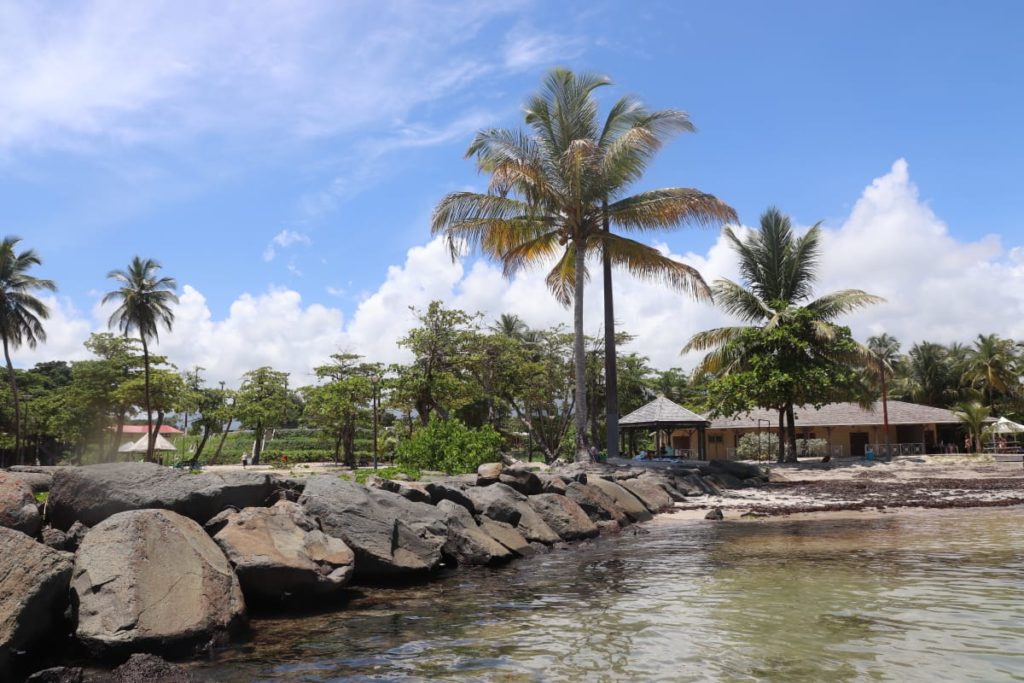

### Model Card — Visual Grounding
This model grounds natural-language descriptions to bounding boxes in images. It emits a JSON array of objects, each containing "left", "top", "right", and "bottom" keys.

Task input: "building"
[{"left": 107, "top": 424, "right": 183, "bottom": 448}]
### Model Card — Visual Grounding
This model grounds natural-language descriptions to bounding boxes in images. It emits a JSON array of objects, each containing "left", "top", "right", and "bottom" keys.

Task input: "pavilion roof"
[{"left": 619, "top": 396, "right": 710, "bottom": 429}]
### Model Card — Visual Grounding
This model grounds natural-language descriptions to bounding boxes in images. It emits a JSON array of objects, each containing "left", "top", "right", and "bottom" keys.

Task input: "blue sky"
[{"left": 4, "top": 1, "right": 1024, "bottom": 382}]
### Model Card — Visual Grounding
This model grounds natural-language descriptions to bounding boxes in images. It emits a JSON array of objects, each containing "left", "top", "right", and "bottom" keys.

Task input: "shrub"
[{"left": 396, "top": 416, "right": 503, "bottom": 475}]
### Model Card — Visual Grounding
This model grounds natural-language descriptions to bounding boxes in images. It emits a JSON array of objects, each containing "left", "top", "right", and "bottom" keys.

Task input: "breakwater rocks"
[{"left": 0, "top": 459, "right": 765, "bottom": 679}]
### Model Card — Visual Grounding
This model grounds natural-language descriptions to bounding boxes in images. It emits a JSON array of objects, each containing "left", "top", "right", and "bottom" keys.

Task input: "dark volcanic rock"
[
  {"left": 705, "top": 507, "right": 724, "bottom": 520},
  {"left": 536, "top": 473, "right": 567, "bottom": 495},
  {"left": 5, "top": 471, "right": 52, "bottom": 494},
  {"left": 564, "top": 481, "right": 631, "bottom": 526},
  {"left": 477, "top": 518, "right": 534, "bottom": 557},
  {"left": 213, "top": 501, "right": 355, "bottom": 600},
  {"left": 424, "top": 481, "right": 475, "bottom": 512},
  {"left": 476, "top": 462, "right": 503, "bottom": 486},
  {"left": 71, "top": 509, "right": 246, "bottom": 658},
  {"left": 299, "top": 476, "right": 448, "bottom": 581},
  {"left": 47, "top": 462, "right": 284, "bottom": 530},
  {"left": 0, "top": 471, "right": 42, "bottom": 536},
  {"left": 112, "top": 654, "right": 197, "bottom": 682},
  {"left": 41, "top": 526, "right": 69, "bottom": 550},
  {"left": 0, "top": 527, "right": 74, "bottom": 674},
  {"left": 619, "top": 478, "right": 674, "bottom": 513},
  {"left": 497, "top": 467, "right": 543, "bottom": 495},
  {"left": 586, "top": 478, "right": 653, "bottom": 522},
  {"left": 464, "top": 482, "right": 560, "bottom": 544},
  {"left": 436, "top": 500, "right": 514, "bottom": 566},
  {"left": 527, "top": 494, "right": 599, "bottom": 541}
]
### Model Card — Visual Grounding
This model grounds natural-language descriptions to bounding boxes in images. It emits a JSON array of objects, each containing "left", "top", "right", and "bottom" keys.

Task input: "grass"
[{"left": 34, "top": 491, "right": 48, "bottom": 504}]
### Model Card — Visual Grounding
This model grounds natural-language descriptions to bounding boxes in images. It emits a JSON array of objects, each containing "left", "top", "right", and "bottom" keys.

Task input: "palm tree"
[
  {"left": 103, "top": 257, "right": 178, "bottom": 462},
  {"left": 0, "top": 237, "right": 56, "bottom": 466},
  {"left": 955, "top": 401, "right": 990, "bottom": 453},
  {"left": 962, "top": 333, "right": 1019, "bottom": 409},
  {"left": 490, "top": 313, "right": 530, "bottom": 340},
  {"left": 684, "top": 208, "right": 883, "bottom": 461},
  {"left": 433, "top": 68, "right": 734, "bottom": 461},
  {"left": 893, "top": 341, "right": 960, "bottom": 407},
  {"left": 867, "top": 333, "right": 901, "bottom": 446}
]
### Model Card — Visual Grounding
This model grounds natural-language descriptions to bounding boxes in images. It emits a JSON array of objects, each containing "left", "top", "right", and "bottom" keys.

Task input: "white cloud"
[
  {"left": 262, "top": 229, "right": 311, "bottom": 262},
  {"left": 16, "top": 161, "right": 1024, "bottom": 384},
  {"left": 9, "top": 296, "right": 93, "bottom": 368},
  {"left": 502, "top": 23, "right": 584, "bottom": 70}
]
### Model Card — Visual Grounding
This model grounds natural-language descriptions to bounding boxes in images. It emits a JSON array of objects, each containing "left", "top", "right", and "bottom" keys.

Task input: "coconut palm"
[
  {"left": 962, "top": 333, "right": 1019, "bottom": 408},
  {"left": 103, "top": 257, "right": 178, "bottom": 462},
  {"left": 433, "top": 68, "right": 734, "bottom": 460},
  {"left": 684, "top": 207, "right": 883, "bottom": 460},
  {"left": 0, "top": 237, "right": 56, "bottom": 466},
  {"left": 867, "top": 333, "right": 901, "bottom": 445},
  {"left": 893, "top": 341, "right": 960, "bottom": 407},
  {"left": 955, "top": 401, "right": 990, "bottom": 453}
]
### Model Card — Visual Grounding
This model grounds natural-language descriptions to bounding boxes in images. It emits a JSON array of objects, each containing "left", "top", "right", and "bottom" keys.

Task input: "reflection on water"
[{"left": 192, "top": 507, "right": 1024, "bottom": 682}]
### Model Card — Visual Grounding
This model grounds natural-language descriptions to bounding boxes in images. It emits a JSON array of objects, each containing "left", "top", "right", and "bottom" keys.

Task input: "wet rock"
[
  {"left": 586, "top": 478, "right": 653, "bottom": 523},
  {"left": 47, "top": 463, "right": 285, "bottom": 530},
  {"left": 299, "top": 476, "right": 447, "bottom": 581},
  {"left": 476, "top": 462, "right": 503, "bottom": 486},
  {"left": 497, "top": 467, "right": 543, "bottom": 496},
  {"left": 564, "top": 481, "right": 630, "bottom": 526},
  {"left": 527, "top": 494, "right": 598, "bottom": 541},
  {"left": 0, "top": 471, "right": 42, "bottom": 536},
  {"left": 112, "top": 654, "right": 196, "bottom": 682},
  {"left": 464, "top": 483, "right": 560, "bottom": 544},
  {"left": 619, "top": 478, "right": 674, "bottom": 513},
  {"left": 0, "top": 527, "right": 74, "bottom": 674},
  {"left": 477, "top": 518, "right": 534, "bottom": 557},
  {"left": 436, "top": 500, "right": 514, "bottom": 566},
  {"left": 705, "top": 508, "right": 724, "bottom": 520},
  {"left": 71, "top": 509, "right": 246, "bottom": 658},
  {"left": 596, "top": 520, "right": 621, "bottom": 534},
  {"left": 213, "top": 501, "right": 355, "bottom": 600},
  {"left": 536, "top": 474, "right": 567, "bottom": 495}
]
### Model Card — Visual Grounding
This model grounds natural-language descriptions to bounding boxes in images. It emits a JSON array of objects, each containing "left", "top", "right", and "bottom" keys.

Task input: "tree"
[
  {"left": 893, "top": 341, "right": 960, "bottom": 407},
  {"left": 115, "top": 368, "right": 185, "bottom": 462},
  {"left": 684, "top": 207, "right": 882, "bottom": 460},
  {"left": 0, "top": 236, "right": 56, "bottom": 466},
  {"left": 234, "top": 367, "right": 291, "bottom": 465},
  {"left": 962, "top": 333, "right": 1019, "bottom": 410},
  {"left": 103, "top": 257, "right": 178, "bottom": 462},
  {"left": 302, "top": 353, "right": 377, "bottom": 466},
  {"left": 955, "top": 401, "right": 990, "bottom": 453},
  {"left": 432, "top": 68, "right": 734, "bottom": 462},
  {"left": 867, "top": 333, "right": 901, "bottom": 445}
]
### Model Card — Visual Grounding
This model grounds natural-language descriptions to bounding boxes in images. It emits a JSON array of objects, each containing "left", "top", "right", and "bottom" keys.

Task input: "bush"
[
  {"left": 735, "top": 432, "right": 779, "bottom": 460},
  {"left": 396, "top": 416, "right": 503, "bottom": 475}
]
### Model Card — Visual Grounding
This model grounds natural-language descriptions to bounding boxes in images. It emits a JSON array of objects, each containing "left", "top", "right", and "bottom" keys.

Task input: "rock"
[
  {"left": 564, "top": 482, "right": 631, "bottom": 526},
  {"left": 0, "top": 527, "right": 74, "bottom": 673},
  {"left": 476, "top": 462, "right": 503, "bottom": 485},
  {"left": 202, "top": 507, "right": 239, "bottom": 536},
  {"left": 705, "top": 508, "right": 724, "bottom": 520},
  {"left": 6, "top": 471, "right": 52, "bottom": 494},
  {"left": 47, "top": 463, "right": 285, "bottom": 530},
  {"left": 706, "top": 472, "right": 745, "bottom": 489},
  {"left": 26, "top": 667, "right": 89, "bottom": 683},
  {"left": 536, "top": 474, "right": 567, "bottom": 495},
  {"left": 424, "top": 481, "right": 475, "bottom": 512},
  {"left": 477, "top": 519, "right": 534, "bottom": 557},
  {"left": 71, "top": 509, "right": 246, "bottom": 658},
  {"left": 527, "top": 494, "right": 598, "bottom": 541},
  {"left": 299, "top": 476, "right": 447, "bottom": 581},
  {"left": 213, "top": 501, "right": 355, "bottom": 601},
  {"left": 42, "top": 526, "right": 68, "bottom": 550},
  {"left": 497, "top": 467, "right": 543, "bottom": 495},
  {"left": 708, "top": 459, "right": 767, "bottom": 481},
  {"left": 464, "top": 483, "right": 560, "bottom": 544},
  {"left": 619, "top": 478, "right": 674, "bottom": 513},
  {"left": 585, "top": 478, "right": 653, "bottom": 523},
  {"left": 435, "top": 500, "right": 514, "bottom": 566},
  {"left": 112, "top": 654, "right": 196, "bottom": 682},
  {"left": 375, "top": 479, "right": 432, "bottom": 504},
  {"left": 64, "top": 521, "right": 89, "bottom": 552},
  {"left": 596, "top": 520, "right": 621, "bottom": 534},
  {"left": 667, "top": 475, "right": 703, "bottom": 497},
  {"left": 0, "top": 471, "right": 42, "bottom": 536}
]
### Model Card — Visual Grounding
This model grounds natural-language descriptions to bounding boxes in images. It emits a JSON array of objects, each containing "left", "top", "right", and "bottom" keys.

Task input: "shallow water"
[{"left": 192, "top": 507, "right": 1024, "bottom": 682}]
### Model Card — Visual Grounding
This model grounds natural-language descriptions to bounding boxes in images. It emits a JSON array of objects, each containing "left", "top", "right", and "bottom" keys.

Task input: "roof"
[
  {"left": 708, "top": 401, "right": 967, "bottom": 430},
  {"left": 118, "top": 433, "right": 178, "bottom": 452},
  {"left": 109, "top": 425, "right": 183, "bottom": 435},
  {"left": 620, "top": 396, "right": 710, "bottom": 428}
]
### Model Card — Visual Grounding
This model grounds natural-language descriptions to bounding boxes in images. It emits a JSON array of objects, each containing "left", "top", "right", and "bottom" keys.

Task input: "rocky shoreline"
[{"left": 0, "top": 458, "right": 764, "bottom": 681}]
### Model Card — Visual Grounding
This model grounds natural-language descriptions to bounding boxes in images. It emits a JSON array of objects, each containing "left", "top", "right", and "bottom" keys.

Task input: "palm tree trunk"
[
  {"left": 602, "top": 201, "right": 619, "bottom": 460},
  {"left": 777, "top": 408, "right": 786, "bottom": 463},
  {"left": 880, "top": 363, "right": 890, "bottom": 447},
  {"left": 141, "top": 336, "right": 155, "bottom": 463},
  {"left": 2, "top": 335, "right": 21, "bottom": 467},
  {"left": 573, "top": 242, "right": 590, "bottom": 462}
]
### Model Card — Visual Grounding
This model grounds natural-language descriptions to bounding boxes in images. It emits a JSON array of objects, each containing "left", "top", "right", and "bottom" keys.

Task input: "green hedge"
[{"left": 395, "top": 416, "right": 502, "bottom": 475}]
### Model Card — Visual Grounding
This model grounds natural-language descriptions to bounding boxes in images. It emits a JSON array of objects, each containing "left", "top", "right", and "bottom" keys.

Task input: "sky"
[{"left": 3, "top": 0, "right": 1023, "bottom": 386}]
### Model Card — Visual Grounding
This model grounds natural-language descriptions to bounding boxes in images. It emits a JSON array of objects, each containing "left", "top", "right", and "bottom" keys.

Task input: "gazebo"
[{"left": 618, "top": 396, "right": 711, "bottom": 460}]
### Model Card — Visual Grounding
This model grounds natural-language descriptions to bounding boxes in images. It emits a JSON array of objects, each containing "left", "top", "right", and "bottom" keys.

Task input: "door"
[{"left": 850, "top": 432, "right": 869, "bottom": 457}]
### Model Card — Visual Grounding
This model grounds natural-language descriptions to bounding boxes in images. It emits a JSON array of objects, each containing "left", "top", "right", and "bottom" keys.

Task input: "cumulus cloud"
[
  {"left": 14, "top": 161, "right": 1024, "bottom": 384},
  {"left": 262, "top": 229, "right": 311, "bottom": 262}
]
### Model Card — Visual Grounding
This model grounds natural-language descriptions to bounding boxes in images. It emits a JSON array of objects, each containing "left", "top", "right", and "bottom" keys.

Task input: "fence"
[
  {"left": 725, "top": 443, "right": 845, "bottom": 461},
  {"left": 869, "top": 442, "right": 925, "bottom": 457}
]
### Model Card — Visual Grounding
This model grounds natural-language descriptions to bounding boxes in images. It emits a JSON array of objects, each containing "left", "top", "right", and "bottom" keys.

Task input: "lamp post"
[{"left": 370, "top": 373, "right": 380, "bottom": 470}]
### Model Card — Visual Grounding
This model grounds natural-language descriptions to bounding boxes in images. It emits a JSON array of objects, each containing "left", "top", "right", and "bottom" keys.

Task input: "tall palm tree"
[
  {"left": 684, "top": 208, "right": 883, "bottom": 461},
  {"left": 962, "top": 333, "right": 1019, "bottom": 409},
  {"left": 0, "top": 237, "right": 56, "bottom": 466},
  {"left": 433, "top": 68, "right": 734, "bottom": 461},
  {"left": 955, "top": 401, "right": 990, "bottom": 453},
  {"left": 490, "top": 313, "right": 530, "bottom": 340},
  {"left": 867, "top": 333, "right": 901, "bottom": 446},
  {"left": 893, "top": 341, "right": 960, "bottom": 407},
  {"left": 103, "top": 257, "right": 178, "bottom": 462}
]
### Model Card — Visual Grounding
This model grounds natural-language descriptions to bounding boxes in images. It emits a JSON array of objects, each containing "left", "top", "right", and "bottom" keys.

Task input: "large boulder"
[
  {"left": 299, "top": 476, "right": 447, "bottom": 581},
  {"left": 71, "top": 509, "right": 246, "bottom": 657},
  {"left": 536, "top": 474, "right": 567, "bottom": 495},
  {"left": 476, "top": 462, "right": 503, "bottom": 486},
  {"left": 463, "top": 483, "right": 559, "bottom": 544},
  {"left": 47, "top": 463, "right": 284, "bottom": 530},
  {"left": 0, "top": 527, "right": 74, "bottom": 673},
  {"left": 564, "top": 482, "right": 630, "bottom": 526},
  {"left": 477, "top": 519, "right": 534, "bottom": 557},
  {"left": 527, "top": 494, "right": 598, "bottom": 541},
  {"left": 586, "top": 478, "right": 652, "bottom": 523},
  {"left": 5, "top": 471, "right": 52, "bottom": 494},
  {"left": 435, "top": 500, "right": 514, "bottom": 566},
  {"left": 424, "top": 481, "right": 475, "bottom": 513},
  {"left": 212, "top": 501, "right": 355, "bottom": 601},
  {"left": 708, "top": 459, "right": 768, "bottom": 481},
  {"left": 619, "top": 478, "right": 674, "bottom": 513},
  {"left": 497, "top": 467, "right": 543, "bottom": 495},
  {"left": 371, "top": 478, "right": 432, "bottom": 504},
  {"left": 0, "top": 472, "right": 41, "bottom": 536}
]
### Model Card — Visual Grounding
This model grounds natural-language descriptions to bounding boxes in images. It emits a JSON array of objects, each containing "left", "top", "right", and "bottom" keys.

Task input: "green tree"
[
  {"left": 302, "top": 353, "right": 378, "bottom": 466},
  {"left": 0, "top": 236, "right": 56, "bottom": 466},
  {"left": 432, "top": 68, "right": 734, "bottom": 462},
  {"left": 103, "top": 257, "right": 178, "bottom": 462},
  {"left": 83, "top": 332, "right": 143, "bottom": 458},
  {"left": 115, "top": 368, "right": 185, "bottom": 462},
  {"left": 234, "top": 367, "right": 291, "bottom": 465},
  {"left": 955, "top": 401, "right": 990, "bottom": 453},
  {"left": 962, "top": 333, "right": 1019, "bottom": 410},
  {"left": 867, "top": 333, "right": 901, "bottom": 445},
  {"left": 893, "top": 341, "right": 960, "bottom": 407}
]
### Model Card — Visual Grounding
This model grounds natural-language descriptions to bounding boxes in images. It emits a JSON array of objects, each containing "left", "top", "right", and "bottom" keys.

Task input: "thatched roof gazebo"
[{"left": 619, "top": 396, "right": 711, "bottom": 460}]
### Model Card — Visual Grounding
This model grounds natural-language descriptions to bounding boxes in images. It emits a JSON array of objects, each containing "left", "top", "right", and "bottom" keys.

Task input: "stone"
[
  {"left": 299, "top": 476, "right": 447, "bottom": 581},
  {"left": 596, "top": 520, "right": 621, "bottom": 534},
  {"left": 6, "top": 471, "right": 52, "bottom": 494},
  {"left": 706, "top": 472, "right": 745, "bottom": 489},
  {"left": 64, "top": 521, "right": 89, "bottom": 552},
  {"left": 435, "top": 500, "right": 514, "bottom": 566},
  {"left": 585, "top": 478, "right": 653, "bottom": 523},
  {"left": 705, "top": 508, "right": 724, "bottom": 520},
  {"left": 497, "top": 467, "right": 543, "bottom": 495},
  {"left": 536, "top": 474, "right": 567, "bottom": 495},
  {"left": 42, "top": 526, "right": 69, "bottom": 550},
  {"left": 477, "top": 519, "right": 534, "bottom": 556},
  {"left": 0, "top": 527, "right": 74, "bottom": 673},
  {"left": 476, "top": 462, "right": 503, "bottom": 485},
  {"left": 527, "top": 494, "right": 599, "bottom": 541},
  {"left": 213, "top": 501, "right": 355, "bottom": 601},
  {"left": 202, "top": 507, "right": 239, "bottom": 536},
  {"left": 112, "top": 654, "right": 197, "bottom": 682},
  {"left": 708, "top": 459, "right": 767, "bottom": 481},
  {"left": 0, "top": 471, "right": 42, "bottom": 536},
  {"left": 464, "top": 483, "right": 560, "bottom": 544},
  {"left": 564, "top": 482, "right": 631, "bottom": 526},
  {"left": 47, "top": 463, "right": 285, "bottom": 530},
  {"left": 71, "top": 509, "right": 246, "bottom": 658},
  {"left": 375, "top": 479, "right": 432, "bottom": 504},
  {"left": 619, "top": 478, "right": 674, "bottom": 513},
  {"left": 26, "top": 667, "right": 89, "bottom": 683},
  {"left": 424, "top": 481, "right": 475, "bottom": 512}
]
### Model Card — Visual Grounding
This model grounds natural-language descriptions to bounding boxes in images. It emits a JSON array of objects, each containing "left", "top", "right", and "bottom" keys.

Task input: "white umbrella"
[
  {"left": 118, "top": 433, "right": 177, "bottom": 452},
  {"left": 991, "top": 417, "right": 1024, "bottom": 434}
]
